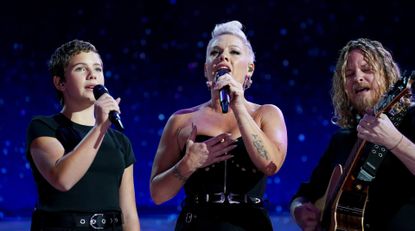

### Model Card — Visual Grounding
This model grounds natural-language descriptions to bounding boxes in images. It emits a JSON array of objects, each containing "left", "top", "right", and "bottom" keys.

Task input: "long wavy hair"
[{"left": 331, "top": 38, "right": 402, "bottom": 128}]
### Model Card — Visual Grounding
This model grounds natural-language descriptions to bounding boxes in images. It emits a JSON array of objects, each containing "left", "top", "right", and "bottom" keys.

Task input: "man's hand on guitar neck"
[
  {"left": 357, "top": 113, "right": 402, "bottom": 150},
  {"left": 291, "top": 197, "right": 322, "bottom": 231}
]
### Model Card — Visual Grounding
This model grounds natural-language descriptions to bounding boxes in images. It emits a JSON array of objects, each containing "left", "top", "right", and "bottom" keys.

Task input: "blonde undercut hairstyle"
[{"left": 207, "top": 20, "right": 255, "bottom": 63}]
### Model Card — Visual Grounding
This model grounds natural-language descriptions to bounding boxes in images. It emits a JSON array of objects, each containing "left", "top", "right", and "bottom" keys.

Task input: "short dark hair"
[{"left": 48, "top": 39, "right": 99, "bottom": 105}]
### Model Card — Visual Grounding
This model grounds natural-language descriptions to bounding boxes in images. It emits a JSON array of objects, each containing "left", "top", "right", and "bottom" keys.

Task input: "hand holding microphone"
[
  {"left": 93, "top": 84, "right": 125, "bottom": 131},
  {"left": 215, "top": 68, "right": 230, "bottom": 113}
]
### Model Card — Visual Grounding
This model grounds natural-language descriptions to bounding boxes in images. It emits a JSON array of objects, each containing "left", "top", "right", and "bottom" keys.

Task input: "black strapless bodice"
[{"left": 182, "top": 135, "right": 267, "bottom": 198}]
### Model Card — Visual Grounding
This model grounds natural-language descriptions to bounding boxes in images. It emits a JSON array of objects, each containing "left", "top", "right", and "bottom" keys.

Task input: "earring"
[
  {"left": 206, "top": 81, "right": 213, "bottom": 90},
  {"left": 243, "top": 76, "right": 253, "bottom": 90}
]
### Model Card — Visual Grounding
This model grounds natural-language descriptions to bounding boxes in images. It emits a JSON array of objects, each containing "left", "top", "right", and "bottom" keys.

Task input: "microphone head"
[
  {"left": 93, "top": 84, "right": 108, "bottom": 100},
  {"left": 215, "top": 68, "right": 230, "bottom": 80}
]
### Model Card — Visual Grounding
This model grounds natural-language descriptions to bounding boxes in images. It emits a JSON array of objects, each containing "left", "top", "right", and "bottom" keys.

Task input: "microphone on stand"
[{"left": 215, "top": 68, "right": 230, "bottom": 113}]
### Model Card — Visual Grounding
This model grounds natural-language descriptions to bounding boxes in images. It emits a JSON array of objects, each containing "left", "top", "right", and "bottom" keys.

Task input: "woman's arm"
[
  {"left": 214, "top": 72, "right": 287, "bottom": 176},
  {"left": 30, "top": 122, "right": 110, "bottom": 191},
  {"left": 150, "top": 114, "right": 190, "bottom": 204},
  {"left": 29, "top": 95, "right": 118, "bottom": 191},
  {"left": 150, "top": 114, "right": 236, "bottom": 204},
  {"left": 119, "top": 165, "right": 140, "bottom": 231},
  {"left": 234, "top": 104, "right": 288, "bottom": 175}
]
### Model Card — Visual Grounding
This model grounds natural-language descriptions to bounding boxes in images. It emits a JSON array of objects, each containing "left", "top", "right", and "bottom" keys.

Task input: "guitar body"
[
  {"left": 315, "top": 164, "right": 343, "bottom": 214},
  {"left": 316, "top": 164, "right": 368, "bottom": 231},
  {"left": 329, "top": 185, "right": 368, "bottom": 231}
]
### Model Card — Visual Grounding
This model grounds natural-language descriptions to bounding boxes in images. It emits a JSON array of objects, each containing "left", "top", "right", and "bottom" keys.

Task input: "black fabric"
[
  {"left": 291, "top": 106, "right": 415, "bottom": 231},
  {"left": 176, "top": 135, "right": 271, "bottom": 231},
  {"left": 183, "top": 135, "right": 267, "bottom": 198},
  {"left": 26, "top": 113, "right": 135, "bottom": 213},
  {"left": 175, "top": 203, "right": 272, "bottom": 231},
  {"left": 30, "top": 210, "right": 122, "bottom": 231}
]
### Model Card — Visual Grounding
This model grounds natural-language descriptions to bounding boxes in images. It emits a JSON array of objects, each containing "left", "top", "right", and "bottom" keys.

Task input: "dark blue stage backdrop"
[{"left": 0, "top": 0, "right": 414, "bottom": 219}]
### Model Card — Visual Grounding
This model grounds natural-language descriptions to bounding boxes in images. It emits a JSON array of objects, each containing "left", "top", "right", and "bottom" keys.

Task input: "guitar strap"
[{"left": 357, "top": 105, "right": 408, "bottom": 182}]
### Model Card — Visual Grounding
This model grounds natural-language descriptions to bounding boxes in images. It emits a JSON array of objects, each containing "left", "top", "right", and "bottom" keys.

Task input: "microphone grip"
[
  {"left": 93, "top": 84, "right": 125, "bottom": 131},
  {"left": 109, "top": 111, "right": 124, "bottom": 131},
  {"left": 219, "top": 87, "right": 230, "bottom": 113},
  {"left": 216, "top": 69, "right": 231, "bottom": 114}
]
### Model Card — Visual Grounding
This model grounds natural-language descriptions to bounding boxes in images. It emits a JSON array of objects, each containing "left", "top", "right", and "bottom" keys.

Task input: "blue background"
[{"left": 1, "top": 0, "right": 414, "bottom": 220}]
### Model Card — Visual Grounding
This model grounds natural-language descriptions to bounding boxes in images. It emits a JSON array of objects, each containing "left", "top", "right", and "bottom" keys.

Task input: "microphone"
[
  {"left": 93, "top": 84, "right": 125, "bottom": 131},
  {"left": 216, "top": 68, "right": 230, "bottom": 113}
]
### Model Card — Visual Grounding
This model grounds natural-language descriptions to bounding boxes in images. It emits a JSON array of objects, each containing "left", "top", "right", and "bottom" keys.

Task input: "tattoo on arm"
[
  {"left": 252, "top": 134, "right": 269, "bottom": 160},
  {"left": 172, "top": 165, "right": 188, "bottom": 182}
]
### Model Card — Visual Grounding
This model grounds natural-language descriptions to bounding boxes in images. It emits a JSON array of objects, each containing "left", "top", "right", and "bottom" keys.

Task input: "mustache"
[{"left": 352, "top": 83, "right": 371, "bottom": 92}]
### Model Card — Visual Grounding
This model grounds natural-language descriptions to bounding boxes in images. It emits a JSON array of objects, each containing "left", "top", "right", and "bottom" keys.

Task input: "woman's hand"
[
  {"left": 94, "top": 93, "right": 121, "bottom": 127},
  {"left": 183, "top": 124, "right": 237, "bottom": 171},
  {"left": 213, "top": 72, "right": 245, "bottom": 110}
]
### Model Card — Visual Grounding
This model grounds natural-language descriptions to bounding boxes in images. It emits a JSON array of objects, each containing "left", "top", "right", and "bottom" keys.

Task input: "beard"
[{"left": 350, "top": 90, "right": 382, "bottom": 114}]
